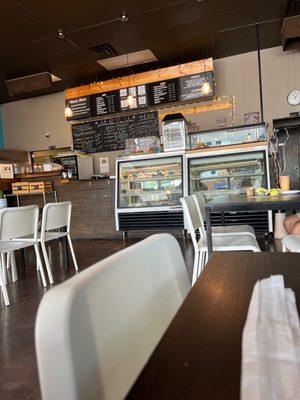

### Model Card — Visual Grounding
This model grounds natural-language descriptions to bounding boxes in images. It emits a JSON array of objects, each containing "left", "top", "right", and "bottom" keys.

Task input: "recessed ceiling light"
[{"left": 97, "top": 49, "right": 157, "bottom": 71}]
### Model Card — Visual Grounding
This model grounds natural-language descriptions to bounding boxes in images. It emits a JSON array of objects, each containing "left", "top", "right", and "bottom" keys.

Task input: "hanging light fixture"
[
  {"left": 64, "top": 105, "right": 73, "bottom": 118},
  {"left": 121, "top": 11, "right": 135, "bottom": 108},
  {"left": 201, "top": 58, "right": 211, "bottom": 95}
]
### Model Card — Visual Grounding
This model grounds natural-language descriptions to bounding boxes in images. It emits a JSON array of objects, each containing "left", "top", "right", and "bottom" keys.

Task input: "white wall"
[{"left": 2, "top": 46, "right": 300, "bottom": 153}]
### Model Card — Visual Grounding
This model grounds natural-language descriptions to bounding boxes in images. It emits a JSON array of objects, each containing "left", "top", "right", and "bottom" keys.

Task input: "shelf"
[
  {"left": 121, "top": 175, "right": 182, "bottom": 183},
  {"left": 190, "top": 172, "right": 264, "bottom": 181},
  {"left": 5, "top": 191, "right": 57, "bottom": 197},
  {"left": 121, "top": 163, "right": 181, "bottom": 172},
  {"left": 120, "top": 190, "right": 182, "bottom": 196}
]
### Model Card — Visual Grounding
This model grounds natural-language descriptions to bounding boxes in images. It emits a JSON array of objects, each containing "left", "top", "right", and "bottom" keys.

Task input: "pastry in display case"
[{"left": 188, "top": 123, "right": 267, "bottom": 150}]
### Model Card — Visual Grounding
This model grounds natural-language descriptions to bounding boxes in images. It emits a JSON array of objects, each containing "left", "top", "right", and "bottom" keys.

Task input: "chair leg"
[
  {"left": 1, "top": 254, "right": 7, "bottom": 285},
  {"left": 67, "top": 234, "right": 79, "bottom": 271},
  {"left": 192, "top": 252, "right": 199, "bottom": 286},
  {"left": 41, "top": 241, "right": 54, "bottom": 284},
  {"left": 200, "top": 251, "right": 207, "bottom": 274},
  {"left": 34, "top": 244, "right": 47, "bottom": 288},
  {"left": 0, "top": 257, "right": 10, "bottom": 306},
  {"left": 10, "top": 252, "right": 18, "bottom": 283},
  {"left": 6, "top": 252, "right": 10, "bottom": 269}
]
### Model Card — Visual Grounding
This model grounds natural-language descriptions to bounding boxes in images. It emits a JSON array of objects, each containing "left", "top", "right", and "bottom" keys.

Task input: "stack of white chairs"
[
  {"left": 181, "top": 194, "right": 261, "bottom": 285},
  {"left": 0, "top": 201, "right": 79, "bottom": 306}
]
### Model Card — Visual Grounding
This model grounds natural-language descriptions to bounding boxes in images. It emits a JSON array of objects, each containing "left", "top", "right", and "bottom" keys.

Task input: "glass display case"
[
  {"left": 188, "top": 123, "right": 267, "bottom": 150},
  {"left": 117, "top": 155, "right": 183, "bottom": 208},
  {"left": 188, "top": 148, "right": 268, "bottom": 199}
]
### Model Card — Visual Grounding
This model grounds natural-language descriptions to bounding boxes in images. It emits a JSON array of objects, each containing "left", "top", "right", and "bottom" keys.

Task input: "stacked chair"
[
  {"left": 181, "top": 193, "right": 261, "bottom": 285},
  {"left": 0, "top": 201, "right": 78, "bottom": 306}
]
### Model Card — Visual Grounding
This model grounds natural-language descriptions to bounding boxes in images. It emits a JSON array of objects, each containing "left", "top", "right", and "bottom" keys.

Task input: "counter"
[{"left": 8, "top": 177, "right": 119, "bottom": 240}]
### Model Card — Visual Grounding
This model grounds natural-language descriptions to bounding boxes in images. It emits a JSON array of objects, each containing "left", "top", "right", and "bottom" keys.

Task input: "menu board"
[
  {"left": 147, "top": 78, "right": 180, "bottom": 106},
  {"left": 66, "top": 96, "right": 91, "bottom": 120},
  {"left": 72, "top": 111, "right": 159, "bottom": 154},
  {"left": 91, "top": 91, "right": 120, "bottom": 116},
  {"left": 180, "top": 71, "right": 214, "bottom": 101},
  {"left": 119, "top": 85, "right": 148, "bottom": 111}
]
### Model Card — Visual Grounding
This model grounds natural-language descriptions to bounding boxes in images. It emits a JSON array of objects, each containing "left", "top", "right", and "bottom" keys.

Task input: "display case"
[
  {"left": 116, "top": 152, "right": 184, "bottom": 232},
  {"left": 186, "top": 145, "right": 272, "bottom": 234},
  {"left": 188, "top": 123, "right": 267, "bottom": 150}
]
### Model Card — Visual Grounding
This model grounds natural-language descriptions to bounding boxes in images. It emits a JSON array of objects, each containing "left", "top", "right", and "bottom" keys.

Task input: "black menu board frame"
[
  {"left": 72, "top": 111, "right": 159, "bottom": 154},
  {"left": 90, "top": 90, "right": 121, "bottom": 116},
  {"left": 66, "top": 96, "right": 91, "bottom": 120},
  {"left": 147, "top": 78, "right": 180, "bottom": 106},
  {"left": 179, "top": 71, "right": 214, "bottom": 102}
]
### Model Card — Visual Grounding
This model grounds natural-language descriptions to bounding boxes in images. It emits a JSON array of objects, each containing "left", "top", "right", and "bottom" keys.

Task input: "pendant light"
[
  {"left": 201, "top": 58, "right": 211, "bottom": 95},
  {"left": 64, "top": 105, "right": 73, "bottom": 118},
  {"left": 121, "top": 11, "right": 134, "bottom": 108}
]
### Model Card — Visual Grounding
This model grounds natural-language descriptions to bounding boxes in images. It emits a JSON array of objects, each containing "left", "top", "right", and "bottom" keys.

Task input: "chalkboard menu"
[
  {"left": 66, "top": 96, "right": 91, "bottom": 120},
  {"left": 180, "top": 71, "right": 214, "bottom": 101},
  {"left": 147, "top": 78, "right": 180, "bottom": 106},
  {"left": 91, "top": 91, "right": 120, "bottom": 116},
  {"left": 72, "top": 111, "right": 159, "bottom": 154}
]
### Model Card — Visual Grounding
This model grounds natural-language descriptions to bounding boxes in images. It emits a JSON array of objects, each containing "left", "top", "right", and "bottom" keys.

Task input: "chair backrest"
[
  {"left": 41, "top": 201, "right": 72, "bottom": 234},
  {"left": 193, "top": 192, "right": 207, "bottom": 221},
  {"left": 0, "top": 205, "right": 39, "bottom": 241},
  {"left": 181, "top": 196, "right": 205, "bottom": 249},
  {"left": 35, "top": 234, "right": 190, "bottom": 400}
]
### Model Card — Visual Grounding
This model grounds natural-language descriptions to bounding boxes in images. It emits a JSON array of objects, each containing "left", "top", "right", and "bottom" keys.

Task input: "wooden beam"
[
  {"left": 65, "top": 58, "right": 213, "bottom": 99},
  {"left": 158, "top": 100, "right": 233, "bottom": 119}
]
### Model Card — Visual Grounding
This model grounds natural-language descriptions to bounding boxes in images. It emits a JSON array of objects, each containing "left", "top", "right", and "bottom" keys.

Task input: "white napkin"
[{"left": 241, "top": 275, "right": 300, "bottom": 400}]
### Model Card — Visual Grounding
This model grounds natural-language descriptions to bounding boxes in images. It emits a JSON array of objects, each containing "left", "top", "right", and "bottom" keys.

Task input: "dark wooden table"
[
  {"left": 205, "top": 194, "right": 300, "bottom": 256},
  {"left": 126, "top": 252, "right": 300, "bottom": 400}
]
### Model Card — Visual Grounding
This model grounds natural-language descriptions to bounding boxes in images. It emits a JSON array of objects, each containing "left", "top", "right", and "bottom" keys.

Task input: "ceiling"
[{"left": 0, "top": 0, "right": 295, "bottom": 104}]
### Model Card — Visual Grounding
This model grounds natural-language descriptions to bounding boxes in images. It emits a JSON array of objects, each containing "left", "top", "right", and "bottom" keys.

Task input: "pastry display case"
[
  {"left": 188, "top": 123, "right": 267, "bottom": 150},
  {"left": 115, "top": 152, "right": 184, "bottom": 232}
]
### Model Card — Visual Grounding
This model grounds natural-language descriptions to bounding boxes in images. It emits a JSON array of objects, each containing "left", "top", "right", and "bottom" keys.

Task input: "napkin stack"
[{"left": 241, "top": 275, "right": 300, "bottom": 400}]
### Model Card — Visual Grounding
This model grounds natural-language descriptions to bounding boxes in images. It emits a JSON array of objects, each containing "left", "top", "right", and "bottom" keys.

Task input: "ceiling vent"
[
  {"left": 88, "top": 43, "right": 117, "bottom": 59},
  {"left": 282, "top": 14, "right": 300, "bottom": 51},
  {"left": 97, "top": 49, "right": 157, "bottom": 71}
]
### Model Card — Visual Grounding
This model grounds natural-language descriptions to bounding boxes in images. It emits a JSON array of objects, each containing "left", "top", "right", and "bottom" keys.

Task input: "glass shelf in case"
[
  {"left": 118, "top": 156, "right": 183, "bottom": 208},
  {"left": 188, "top": 150, "right": 267, "bottom": 199},
  {"left": 188, "top": 123, "right": 267, "bottom": 150}
]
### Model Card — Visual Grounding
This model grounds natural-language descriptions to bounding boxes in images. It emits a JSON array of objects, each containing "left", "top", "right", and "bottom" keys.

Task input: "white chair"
[
  {"left": 192, "top": 192, "right": 256, "bottom": 238},
  {"left": 181, "top": 196, "right": 261, "bottom": 285},
  {"left": 0, "top": 205, "right": 47, "bottom": 306},
  {"left": 38, "top": 201, "right": 78, "bottom": 284},
  {"left": 282, "top": 235, "right": 300, "bottom": 252},
  {"left": 35, "top": 234, "right": 190, "bottom": 400}
]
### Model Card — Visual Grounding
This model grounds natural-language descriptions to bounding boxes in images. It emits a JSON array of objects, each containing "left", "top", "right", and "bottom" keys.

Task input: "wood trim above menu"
[{"left": 65, "top": 59, "right": 213, "bottom": 99}]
